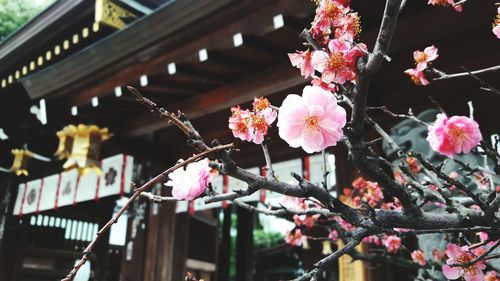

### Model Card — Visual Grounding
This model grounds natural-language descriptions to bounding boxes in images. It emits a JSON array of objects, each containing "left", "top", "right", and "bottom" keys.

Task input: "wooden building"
[{"left": 0, "top": 0, "right": 498, "bottom": 280}]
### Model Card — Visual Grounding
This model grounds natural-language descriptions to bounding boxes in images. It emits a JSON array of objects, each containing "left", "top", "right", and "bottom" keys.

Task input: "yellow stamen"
[{"left": 305, "top": 115, "right": 320, "bottom": 130}]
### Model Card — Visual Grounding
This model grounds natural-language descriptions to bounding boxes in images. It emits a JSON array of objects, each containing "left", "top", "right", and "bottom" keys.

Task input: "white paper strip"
[
  {"left": 99, "top": 154, "right": 124, "bottom": 198},
  {"left": 57, "top": 169, "right": 78, "bottom": 208},
  {"left": 12, "top": 183, "right": 26, "bottom": 215},
  {"left": 38, "top": 174, "right": 59, "bottom": 212},
  {"left": 75, "top": 171, "right": 98, "bottom": 203},
  {"left": 22, "top": 179, "right": 42, "bottom": 214}
]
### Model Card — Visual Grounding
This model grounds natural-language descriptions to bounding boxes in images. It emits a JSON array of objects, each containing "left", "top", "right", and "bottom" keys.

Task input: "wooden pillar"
[
  {"left": 217, "top": 207, "right": 232, "bottom": 281},
  {"left": 155, "top": 200, "right": 176, "bottom": 280},
  {"left": 142, "top": 185, "right": 177, "bottom": 281},
  {"left": 120, "top": 201, "right": 147, "bottom": 281},
  {"left": 170, "top": 212, "right": 189, "bottom": 281},
  {"left": 236, "top": 205, "right": 253, "bottom": 281}
]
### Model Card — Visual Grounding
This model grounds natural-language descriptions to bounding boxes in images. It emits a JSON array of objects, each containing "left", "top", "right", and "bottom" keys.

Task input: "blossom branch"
[
  {"left": 293, "top": 230, "right": 369, "bottom": 281},
  {"left": 413, "top": 152, "right": 500, "bottom": 229},
  {"left": 449, "top": 240, "right": 500, "bottom": 268},
  {"left": 232, "top": 199, "right": 337, "bottom": 217}
]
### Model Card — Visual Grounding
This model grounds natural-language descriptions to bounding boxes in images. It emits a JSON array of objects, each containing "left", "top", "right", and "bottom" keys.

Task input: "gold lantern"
[
  {"left": 9, "top": 149, "right": 33, "bottom": 176},
  {"left": 56, "top": 124, "right": 111, "bottom": 175},
  {"left": 1, "top": 149, "right": 51, "bottom": 176},
  {"left": 54, "top": 129, "right": 74, "bottom": 160}
]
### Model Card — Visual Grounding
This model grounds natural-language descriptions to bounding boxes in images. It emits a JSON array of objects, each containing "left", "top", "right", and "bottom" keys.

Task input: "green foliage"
[
  {"left": 253, "top": 229, "right": 284, "bottom": 249},
  {"left": 0, "top": 0, "right": 55, "bottom": 42}
]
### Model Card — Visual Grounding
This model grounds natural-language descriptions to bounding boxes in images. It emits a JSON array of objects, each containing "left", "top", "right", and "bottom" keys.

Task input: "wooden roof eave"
[
  {"left": 0, "top": 0, "right": 90, "bottom": 74},
  {"left": 19, "top": 0, "right": 235, "bottom": 100}
]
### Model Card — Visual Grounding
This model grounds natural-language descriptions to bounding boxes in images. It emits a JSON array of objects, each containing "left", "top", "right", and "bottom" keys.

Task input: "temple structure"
[{"left": 0, "top": 1, "right": 497, "bottom": 280}]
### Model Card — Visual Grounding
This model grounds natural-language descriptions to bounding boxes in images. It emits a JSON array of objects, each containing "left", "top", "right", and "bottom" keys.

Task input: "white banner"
[
  {"left": 38, "top": 174, "right": 59, "bottom": 212},
  {"left": 13, "top": 154, "right": 134, "bottom": 216},
  {"left": 22, "top": 179, "right": 42, "bottom": 214},
  {"left": 57, "top": 169, "right": 78, "bottom": 208}
]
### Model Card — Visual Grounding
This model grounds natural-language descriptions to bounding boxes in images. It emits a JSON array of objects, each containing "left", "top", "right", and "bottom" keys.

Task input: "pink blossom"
[
  {"left": 485, "top": 271, "right": 499, "bottom": 281},
  {"left": 166, "top": 159, "right": 212, "bottom": 200},
  {"left": 411, "top": 250, "right": 427, "bottom": 266},
  {"left": 427, "top": 114, "right": 482, "bottom": 157},
  {"left": 228, "top": 101, "right": 277, "bottom": 145},
  {"left": 335, "top": 12, "right": 362, "bottom": 41},
  {"left": 329, "top": 230, "right": 339, "bottom": 241},
  {"left": 478, "top": 232, "right": 489, "bottom": 242},
  {"left": 252, "top": 108, "right": 277, "bottom": 144},
  {"left": 382, "top": 235, "right": 401, "bottom": 253},
  {"left": 311, "top": 39, "right": 365, "bottom": 84},
  {"left": 404, "top": 66, "right": 429, "bottom": 86},
  {"left": 285, "top": 229, "right": 307, "bottom": 247},
  {"left": 493, "top": 8, "right": 500, "bottom": 39},
  {"left": 428, "top": 0, "right": 462, "bottom": 12},
  {"left": 311, "top": 75, "right": 337, "bottom": 92},
  {"left": 312, "top": 0, "right": 349, "bottom": 33},
  {"left": 442, "top": 243, "right": 486, "bottom": 281},
  {"left": 336, "top": 217, "right": 355, "bottom": 231},
  {"left": 363, "top": 235, "right": 382, "bottom": 246},
  {"left": 413, "top": 45, "right": 439, "bottom": 69},
  {"left": 433, "top": 248, "right": 443, "bottom": 261},
  {"left": 229, "top": 106, "right": 254, "bottom": 142},
  {"left": 288, "top": 49, "right": 315, "bottom": 78},
  {"left": 293, "top": 214, "right": 321, "bottom": 228},
  {"left": 277, "top": 85, "right": 346, "bottom": 153}
]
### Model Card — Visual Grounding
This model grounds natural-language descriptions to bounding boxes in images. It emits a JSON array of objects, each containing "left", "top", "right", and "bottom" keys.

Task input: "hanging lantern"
[
  {"left": 322, "top": 240, "right": 333, "bottom": 255},
  {"left": 58, "top": 124, "right": 111, "bottom": 175},
  {"left": 54, "top": 129, "right": 74, "bottom": 160},
  {"left": 8, "top": 149, "right": 33, "bottom": 176}
]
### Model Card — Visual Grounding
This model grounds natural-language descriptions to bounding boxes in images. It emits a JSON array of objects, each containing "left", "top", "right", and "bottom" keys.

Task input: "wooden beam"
[
  {"left": 121, "top": 63, "right": 306, "bottom": 136},
  {"left": 0, "top": 1, "right": 90, "bottom": 74},
  {"left": 21, "top": 0, "right": 311, "bottom": 106},
  {"left": 20, "top": 0, "right": 235, "bottom": 100}
]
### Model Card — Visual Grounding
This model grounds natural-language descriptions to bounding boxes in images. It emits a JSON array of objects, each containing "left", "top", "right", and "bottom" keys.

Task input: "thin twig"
[
  {"left": 432, "top": 65, "right": 500, "bottom": 81},
  {"left": 140, "top": 191, "right": 179, "bottom": 203},
  {"left": 261, "top": 142, "right": 275, "bottom": 179},
  {"left": 321, "top": 150, "right": 329, "bottom": 190}
]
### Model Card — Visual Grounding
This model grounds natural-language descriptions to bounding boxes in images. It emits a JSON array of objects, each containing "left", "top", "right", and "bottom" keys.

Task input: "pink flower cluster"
[
  {"left": 166, "top": 159, "right": 212, "bottom": 200},
  {"left": 404, "top": 45, "right": 439, "bottom": 86},
  {"left": 291, "top": 198, "right": 321, "bottom": 228},
  {"left": 277, "top": 85, "right": 346, "bottom": 153},
  {"left": 485, "top": 271, "right": 500, "bottom": 281},
  {"left": 427, "top": 113, "right": 482, "bottom": 157},
  {"left": 427, "top": 0, "right": 462, "bottom": 12},
  {"left": 288, "top": 0, "right": 367, "bottom": 89},
  {"left": 334, "top": 216, "right": 356, "bottom": 231},
  {"left": 228, "top": 97, "right": 277, "bottom": 144},
  {"left": 382, "top": 235, "right": 402, "bottom": 253},
  {"left": 343, "top": 177, "right": 384, "bottom": 207},
  {"left": 411, "top": 250, "right": 427, "bottom": 266},
  {"left": 494, "top": 7, "right": 500, "bottom": 39},
  {"left": 285, "top": 229, "right": 308, "bottom": 247},
  {"left": 442, "top": 243, "right": 486, "bottom": 281}
]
